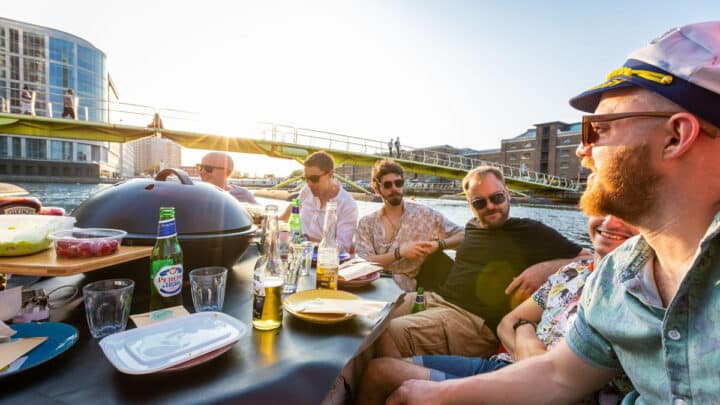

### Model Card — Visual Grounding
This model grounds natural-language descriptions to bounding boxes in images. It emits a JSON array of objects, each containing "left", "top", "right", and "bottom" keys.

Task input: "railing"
[{"left": 257, "top": 122, "right": 579, "bottom": 191}]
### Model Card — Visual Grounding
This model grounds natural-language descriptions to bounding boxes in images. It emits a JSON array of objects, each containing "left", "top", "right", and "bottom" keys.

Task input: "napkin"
[
  {"left": 338, "top": 260, "right": 383, "bottom": 281},
  {"left": 130, "top": 305, "right": 190, "bottom": 328},
  {"left": 0, "top": 336, "right": 47, "bottom": 370},
  {"left": 294, "top": 298, "right": 389, "bottom": 318}
]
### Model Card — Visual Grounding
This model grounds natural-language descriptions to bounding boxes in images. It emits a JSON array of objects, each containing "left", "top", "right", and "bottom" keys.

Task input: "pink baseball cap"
[{"left": 570, "top": 21, "right": 720, "bottom": 129}]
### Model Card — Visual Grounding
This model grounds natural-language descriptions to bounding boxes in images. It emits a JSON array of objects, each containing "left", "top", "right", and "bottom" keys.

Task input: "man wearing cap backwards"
[{"left": 386, "top": 21, "right": 720, "bottom": 404}]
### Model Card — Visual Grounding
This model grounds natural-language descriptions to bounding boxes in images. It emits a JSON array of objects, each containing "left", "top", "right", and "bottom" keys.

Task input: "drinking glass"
[
  {"left": 300, "top": 241, "right": 314, "bottom": 277},
  {"left": 83, "top": 279, "right": 134, "bottom": 339},
  {"left": 282, "top": 246, "right": 302, "bottom": 294},
  {"left": 189, "top": 266, "right": 228, "bottom": 312}
]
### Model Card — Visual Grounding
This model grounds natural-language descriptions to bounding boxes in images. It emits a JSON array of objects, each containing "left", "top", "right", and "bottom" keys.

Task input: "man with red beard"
[
  {"left": 373, "top": 165, "right": 588, "bottom": 360},
  {"left": 355, "top": 159, "right": 465, "bottom": 291},
  {"left": 387, "top": 21, "right": 720, "bottom": 404}
]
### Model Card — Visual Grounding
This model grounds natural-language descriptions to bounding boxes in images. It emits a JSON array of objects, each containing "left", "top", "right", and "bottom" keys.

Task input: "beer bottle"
[
  {"left": 412, "top": 287, "right": 426, "bottom": 313},
  {"left": 316, "top": 201, "right": 339, "bottom": 290},
  {"left": 288, "top": 199, "right": 303, "bottom": 244},
  {"left": 150, "top": 207, "right": 184, "bottom": 310},
  {"left": 252, "top": 205, "right": 284, "bottom": 330}
]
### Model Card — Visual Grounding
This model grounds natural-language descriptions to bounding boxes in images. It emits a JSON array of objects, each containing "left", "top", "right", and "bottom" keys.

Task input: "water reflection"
[{"left": 16, "top": 182, "right": 590, "bottom": 249}]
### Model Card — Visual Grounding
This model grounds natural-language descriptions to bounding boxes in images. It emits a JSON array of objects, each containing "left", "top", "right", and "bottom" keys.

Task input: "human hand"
[
  {"left": 399, "top": 242, "right": 433, "bottom": 260},
  {"left": 386, "top": 379, "right": 447, "bottom": 405},
  {"left": 504, "top": 263, "right": 551, "bottom": 299}
]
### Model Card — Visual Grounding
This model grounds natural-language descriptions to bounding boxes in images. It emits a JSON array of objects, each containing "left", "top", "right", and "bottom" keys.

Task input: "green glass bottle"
[
  {"left": 288, "top": 198, "right": 303, "bottom": 244},
  {"left": 412, "top": 287, "right": 426, "bottom": 313},
  {"left": 150, "top": 207, "right": 184, "bottom": 310}
]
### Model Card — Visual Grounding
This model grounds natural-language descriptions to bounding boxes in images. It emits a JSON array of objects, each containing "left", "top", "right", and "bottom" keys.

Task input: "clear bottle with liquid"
[
  {"left": 252, "top": 205, "right": 284, "bottom": 330},
  {"left": 316, "top": 201, "right": 339, "bottom": 290}
]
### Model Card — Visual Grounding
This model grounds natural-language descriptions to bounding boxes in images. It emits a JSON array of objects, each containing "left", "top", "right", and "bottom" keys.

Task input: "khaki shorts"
[{"left": 386, "top": 292, "right": 498, "bottom": 358}]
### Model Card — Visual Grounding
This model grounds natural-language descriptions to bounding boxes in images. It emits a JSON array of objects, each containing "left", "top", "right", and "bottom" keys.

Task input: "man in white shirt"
[{"left": 281, "top": 151, "right": 358, "bottom": 252}]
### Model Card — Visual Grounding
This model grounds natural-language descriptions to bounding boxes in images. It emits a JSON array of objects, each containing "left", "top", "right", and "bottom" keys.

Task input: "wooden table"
[{"left": 0, "top": 246, "right": 152, "bottom": 276}]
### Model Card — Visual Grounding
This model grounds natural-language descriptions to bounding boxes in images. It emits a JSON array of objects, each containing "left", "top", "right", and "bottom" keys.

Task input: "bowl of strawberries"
[{"left": 50, "top": 228, "right": 127, "bottom": 258}]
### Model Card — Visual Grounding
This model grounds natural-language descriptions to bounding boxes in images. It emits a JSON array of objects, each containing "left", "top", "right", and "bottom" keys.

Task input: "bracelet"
[
  {"left": 512, "top": 318, "right": 536, "bottom": 331},
  {"left": 394, "top": 247, "right": 402, "bottom": 260},
  {"left": 438, "top": 239, "right": 447, "bottom": 250}
]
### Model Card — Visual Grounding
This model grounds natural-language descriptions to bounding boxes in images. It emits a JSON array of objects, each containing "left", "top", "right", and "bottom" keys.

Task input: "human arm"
[
  {"left": 386, "top": 342, "right": 618, "bottom": 405},
  {"left": 278, "top": 204, "right": 291, "bottom": 222},
  {"left": 336, "top": 195, "right": 359, "bottom": 252},
  {"left": 504, "top": 249, "right": 591, "bottom": 299},
  {"left": 496, "top": 297, "right": 544, "bottom": 359}
]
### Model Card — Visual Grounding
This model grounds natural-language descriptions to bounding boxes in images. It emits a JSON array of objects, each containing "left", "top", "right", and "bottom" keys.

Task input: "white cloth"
[{"left": 298, "top": 184, "right": 358, "bottom": 252}]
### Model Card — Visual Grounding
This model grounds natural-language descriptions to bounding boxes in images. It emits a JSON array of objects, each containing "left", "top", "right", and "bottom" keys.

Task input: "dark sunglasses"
[
  {"left": 381, "top": 179, "right": 404, "bottom": 189},
  {"left": 303, "top": 172, "right": 327, "bottom": 183},
  {"left": 471, "top": 191, "right": 506, "bottom": 211},
  {"left": 581, "top": 111, "right": 683, "bottom": 146},
  {"left": 196, "top": 163, "right": 225, "bottom": 173}
]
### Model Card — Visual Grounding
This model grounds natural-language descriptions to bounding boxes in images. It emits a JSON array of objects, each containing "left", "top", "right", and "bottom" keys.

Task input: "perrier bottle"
[
  {"left": 412, "top": 287, "right": 426, "bottom": 313},
  {"left": 150, "top": 207, "right": 184, "bottom": 310}
]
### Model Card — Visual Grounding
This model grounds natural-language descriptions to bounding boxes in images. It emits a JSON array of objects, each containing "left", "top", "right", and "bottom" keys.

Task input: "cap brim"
[{"left": 569, "top": 80, "right": 636, "bottom": 113}]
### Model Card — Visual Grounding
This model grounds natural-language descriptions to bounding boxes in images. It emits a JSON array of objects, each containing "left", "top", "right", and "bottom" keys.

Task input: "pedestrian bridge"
[{"left": 0, "top": 113, "right": 580, "bottom": 194}]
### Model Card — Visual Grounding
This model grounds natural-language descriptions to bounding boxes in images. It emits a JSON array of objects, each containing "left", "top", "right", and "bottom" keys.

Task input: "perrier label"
[{"left": 150, "top": 207, "right": 184, "bottom": 310}]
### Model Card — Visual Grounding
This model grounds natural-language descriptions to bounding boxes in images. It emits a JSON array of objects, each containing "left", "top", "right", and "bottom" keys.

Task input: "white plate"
[{"left": 99, "top": 312, "right": 247, "bottom": 375}]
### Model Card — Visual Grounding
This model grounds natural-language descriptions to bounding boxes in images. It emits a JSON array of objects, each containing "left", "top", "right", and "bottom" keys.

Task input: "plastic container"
[
  {"left": 0, "top": 215, "right": 76, "bottom": 256},
  {"left": 50, "top": 228, "right": 127, "bottom": 258}
]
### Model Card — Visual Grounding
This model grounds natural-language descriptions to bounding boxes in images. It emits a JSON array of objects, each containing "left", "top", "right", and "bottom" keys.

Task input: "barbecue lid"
[{"left": 72, "top": 169, "right": 254, "bottom": 237}]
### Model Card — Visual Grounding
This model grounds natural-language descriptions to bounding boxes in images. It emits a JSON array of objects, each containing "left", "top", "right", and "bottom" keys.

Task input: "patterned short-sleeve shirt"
[
  {"left": 532, "top": 259, "right": 593, "bottom": 348},
  {"left": 354, "top": 201, "right": 462, "bottom": 279}
]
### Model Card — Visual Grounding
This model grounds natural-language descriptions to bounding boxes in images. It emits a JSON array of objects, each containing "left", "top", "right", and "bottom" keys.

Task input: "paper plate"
[
  {"left": 0, "top": 322, "right": 79, "bottom": 379},
  {"left": 99, "top": 312, "right": 247, "bottom": 375},
  {"left": 338, "top": 271, "right": 380, "bottom": 289},
  {"left": 283, "top": 289, "right": 360, "bottom": 324}
]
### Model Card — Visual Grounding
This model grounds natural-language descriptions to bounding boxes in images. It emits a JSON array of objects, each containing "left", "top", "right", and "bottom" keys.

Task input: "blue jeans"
[{"left": 413, "top": 355, "right": 511, "bottom": 381}]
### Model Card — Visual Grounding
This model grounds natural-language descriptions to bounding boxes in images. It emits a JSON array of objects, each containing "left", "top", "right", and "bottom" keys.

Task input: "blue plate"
[
  {"left": 311, "top": 251, "right": 352, "bottom": 265},
  {"left": 1, "top": 322, "right": 79, "bottom": 378}
]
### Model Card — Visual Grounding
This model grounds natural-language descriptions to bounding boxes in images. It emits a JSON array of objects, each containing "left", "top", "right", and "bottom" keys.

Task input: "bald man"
[{"left": 198, "top": 152, "right": 257, "bottom": 204}]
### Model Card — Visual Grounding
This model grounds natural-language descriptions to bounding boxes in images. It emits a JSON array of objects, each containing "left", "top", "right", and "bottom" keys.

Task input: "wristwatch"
[{"left": 512, "top": 318, "right": 536, "bottom": 331}]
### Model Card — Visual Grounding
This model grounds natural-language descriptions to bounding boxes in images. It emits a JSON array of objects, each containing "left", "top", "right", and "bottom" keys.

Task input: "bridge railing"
[{"left": 258, "top": 122, "right": 579, "bottom": 191}]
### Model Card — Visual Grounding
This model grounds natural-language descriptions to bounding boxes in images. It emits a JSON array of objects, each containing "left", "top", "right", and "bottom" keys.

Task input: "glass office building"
[{"left": 0, "top": 16, "right": 133, "bottom": 180}]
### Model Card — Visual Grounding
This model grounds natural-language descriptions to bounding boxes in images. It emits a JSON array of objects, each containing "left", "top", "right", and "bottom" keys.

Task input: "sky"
[{"left": 3, "top": 1, "right": 718, "bottom": 176}]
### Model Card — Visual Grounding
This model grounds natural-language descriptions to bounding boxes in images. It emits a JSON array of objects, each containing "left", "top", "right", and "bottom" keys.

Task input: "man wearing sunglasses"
[
  {"left": 280, "top": 151, "right": 358, "bottom": 252},
  {"left": 387, "top": 22, "right": 720, "bottom": 404},
  {"left": 198, "top": 152, "right": 257, "bottom": 204},
  {"left": 355, "top": 160, "right": 464, "bottom": 291},
  {"left": 359, "top": 216, "right": 638, "bottom": 405},
  {"left": 374, "top": 166, "right": 586, "bottom": 361}
]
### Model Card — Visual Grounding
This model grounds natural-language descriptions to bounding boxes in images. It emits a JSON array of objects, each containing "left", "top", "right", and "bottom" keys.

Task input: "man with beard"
[
  {"left": 355, "top": 160, "right": 465, "bottom": 291},
  {"left": 387, "top": 21, "right": 720, "bottom": 404},
  {"left": 358, "top": 216, "right": 638, "bottom": 405},
  {"left": 374, "top": 165, "right": 588, "bottom": 359}
]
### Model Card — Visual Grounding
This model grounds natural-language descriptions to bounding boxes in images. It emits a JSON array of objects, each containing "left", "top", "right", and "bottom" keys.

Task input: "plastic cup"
[
  {"left": 283, "top": 246, "right": 302, "bottom": 294},
  {"left": 189, "top": 266, "right": 228, "bottom": 312},
  {"left": 300, "top": 241, "right": 314, "bottom": 277},
  {"left": 82, "top": 279, "right": 134, "bottom": 339}
]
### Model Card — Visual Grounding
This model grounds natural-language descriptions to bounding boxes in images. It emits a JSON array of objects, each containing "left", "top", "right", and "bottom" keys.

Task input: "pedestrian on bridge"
[
  {"left": 62, "top": 89, "right": 76, "bottom": 119},
  {"left": 388, "top": 138, "right": 394, "bottom": 157},
  {"left": 21, "top": 85, "right": 35, "bottom": 116},
  {"left": 395, "top": 137, "right": 401, "bottom": 157}
]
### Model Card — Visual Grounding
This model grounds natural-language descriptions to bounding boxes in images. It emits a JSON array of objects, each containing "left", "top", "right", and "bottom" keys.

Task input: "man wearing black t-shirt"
[{"left": 375, "top": 166, "right": 588, "bottom": 359}]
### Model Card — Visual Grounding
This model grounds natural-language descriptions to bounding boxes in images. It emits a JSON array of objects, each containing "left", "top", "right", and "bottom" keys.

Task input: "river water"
[{"left": 14, "top": 182, "right": 591, "bottom": 248}]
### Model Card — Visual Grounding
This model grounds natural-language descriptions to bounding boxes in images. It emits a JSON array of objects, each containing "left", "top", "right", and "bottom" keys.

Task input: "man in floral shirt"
[{"left": 358, "top": 215, "right": 637, "bottom": 405}]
